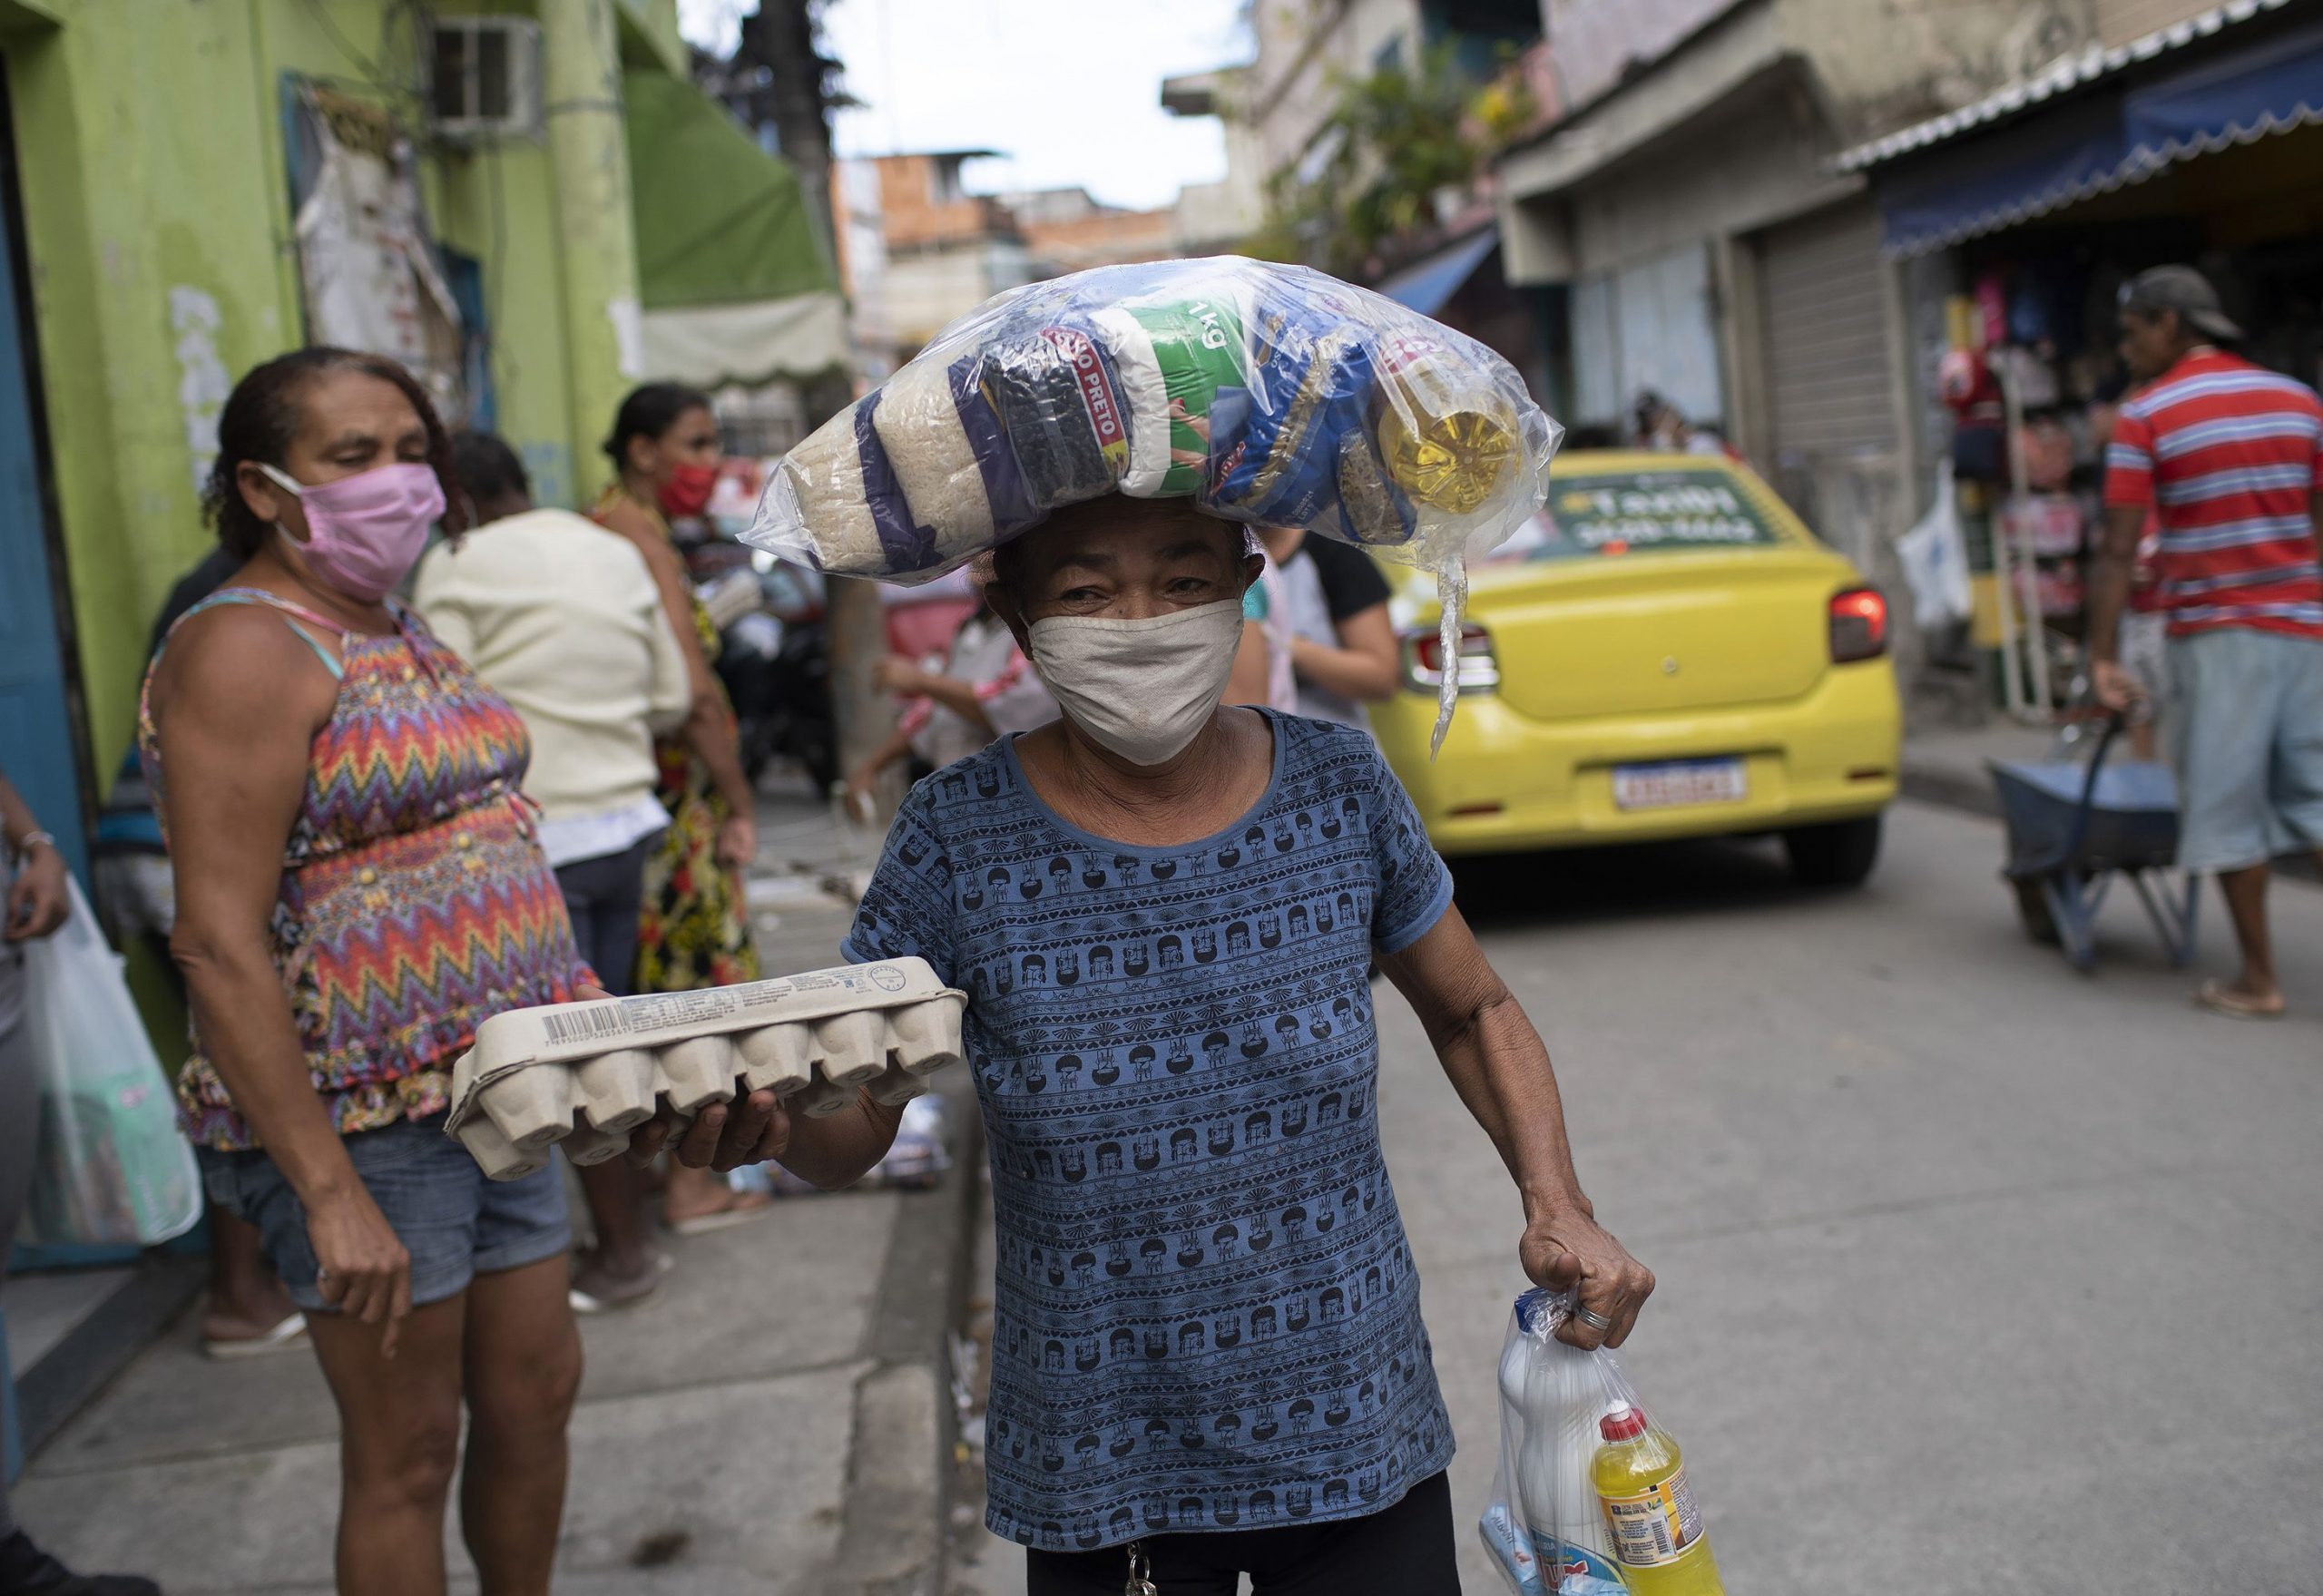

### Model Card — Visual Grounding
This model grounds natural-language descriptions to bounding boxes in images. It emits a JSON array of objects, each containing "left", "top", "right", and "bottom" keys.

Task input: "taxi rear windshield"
[{"left": 1527, "top": 470, "right": 1780, "bottom": 558}]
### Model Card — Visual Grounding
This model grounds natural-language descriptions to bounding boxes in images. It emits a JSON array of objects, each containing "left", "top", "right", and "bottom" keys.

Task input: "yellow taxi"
[{"left": 1370, "top": 451, "right": 1902, "bottom": 886}]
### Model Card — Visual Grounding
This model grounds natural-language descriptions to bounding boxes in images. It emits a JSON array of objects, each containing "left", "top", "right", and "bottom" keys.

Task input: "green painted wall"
[
  {"left": 8, "top": 0, "right": 292, "bottom": 776},
  {"left": 5, "top": 0, "right": 664, "bottom": 781}
]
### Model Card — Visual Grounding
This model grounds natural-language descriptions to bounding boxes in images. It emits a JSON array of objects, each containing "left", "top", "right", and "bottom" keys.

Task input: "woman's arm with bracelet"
[{"left": 0, "top": 769, "right": 68, "bottom": 940}]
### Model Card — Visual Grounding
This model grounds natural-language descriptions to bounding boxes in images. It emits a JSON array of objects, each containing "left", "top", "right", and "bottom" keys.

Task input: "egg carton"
[{"left": 445, "top": 958, "right": 965, "bottom": 1180}]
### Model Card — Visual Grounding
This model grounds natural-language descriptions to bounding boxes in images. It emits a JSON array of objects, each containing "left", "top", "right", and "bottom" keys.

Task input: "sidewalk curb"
[
  {"left": 1899, "top": 765, "right": 2001, "bottom": 823},
  {"left": 827, "top": 1072, "right": 985, "bottom": 1596},
  {"left": 13, "top": 1254, "right": 202, "bottom": 1464}
]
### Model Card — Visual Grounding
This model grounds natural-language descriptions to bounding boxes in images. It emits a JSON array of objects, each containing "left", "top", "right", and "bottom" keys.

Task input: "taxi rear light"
[
  {"left": 1829, "top": 587, "right": 1888, "bottom": 663},
  {"left": 1403, "top": 623, "right": 1499, "bottom": 694}
]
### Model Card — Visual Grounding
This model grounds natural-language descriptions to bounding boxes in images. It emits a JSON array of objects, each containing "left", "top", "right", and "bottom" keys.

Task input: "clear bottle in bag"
[{"left": 1481, "top": 1288, "right": 1724, "bottom": 1596}]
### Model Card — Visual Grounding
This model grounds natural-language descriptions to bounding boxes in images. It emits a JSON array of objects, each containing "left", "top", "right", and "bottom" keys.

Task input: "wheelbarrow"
[{"left": 1987, "top": 715, "right": 2198, "bottom": 972}]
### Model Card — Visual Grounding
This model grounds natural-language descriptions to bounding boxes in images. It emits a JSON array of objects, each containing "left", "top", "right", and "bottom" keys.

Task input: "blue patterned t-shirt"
[{"left": 844, "top": 711, "right": 1458, "bottom": 1552}]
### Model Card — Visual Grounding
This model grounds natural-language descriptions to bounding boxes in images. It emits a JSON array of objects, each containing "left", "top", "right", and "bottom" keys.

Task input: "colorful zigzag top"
[{"left": 141, "top": 587, "right": 594, "bottom": 1150}]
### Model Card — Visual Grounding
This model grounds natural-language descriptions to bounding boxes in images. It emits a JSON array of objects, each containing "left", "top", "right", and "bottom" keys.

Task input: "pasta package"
[{"left": 745, "top": 257, "right": 1561, "bottom": 746}]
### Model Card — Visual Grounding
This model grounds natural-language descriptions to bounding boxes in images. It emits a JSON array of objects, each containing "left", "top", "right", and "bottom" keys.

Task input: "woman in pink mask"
[
  {"left": 591, "top": 385, "right": 768, "bottom": 1231},
  {"left": 141, "top": 348, "right": 597, "bottom": 1594}
]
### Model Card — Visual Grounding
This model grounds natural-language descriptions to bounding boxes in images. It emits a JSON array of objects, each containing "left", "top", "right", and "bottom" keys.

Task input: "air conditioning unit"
[{"left": 430, "top": 17, "right": 543, "bottom": 139}]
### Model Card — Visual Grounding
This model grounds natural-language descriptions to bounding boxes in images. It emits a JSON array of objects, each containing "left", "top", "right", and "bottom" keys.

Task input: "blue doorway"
[{"left": 0, "top": 64, "right": 86, "bottom": 883}]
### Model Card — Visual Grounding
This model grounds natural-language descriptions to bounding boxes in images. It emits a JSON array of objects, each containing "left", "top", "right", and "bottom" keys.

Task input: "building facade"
[
  {"left": 0, "top": 0, "right": 832, "bottom": 947},
  {"left": 1000, "top": 188, "right": 1180, "bottom": 277},
  {"left": 1, "top": 0, "right": 672, "bottom": 881},
  {"left": 831, "top": 159, "right": 1231, "bottom": 380},
  {"left": 1495, "top": 0, "right": 2306, "bottom": 707},
  {"left": 1496, "top": 0, "right": 2073, "bottom": 582},
  {"left": 1233, "top": 0, "right": 1539, "bottom": 196},
  {"left": 1163, "top": 0, "right": 1552, "bottom": 397},
  {"left": 831, "top": 150, "right": 1036, "bottom": 377},
  {"left": 1839, "top": 0, "right": 2323, "bottom": 714},
  {"left": 1159, "top": 67, "right": 1269, "bottom": 254}
]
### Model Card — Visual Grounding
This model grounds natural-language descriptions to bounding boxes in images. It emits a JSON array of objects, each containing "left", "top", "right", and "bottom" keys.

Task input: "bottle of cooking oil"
[
  {"left": 1590, "top": 1405, "right": 1726, "bottom": 1594},
  {"left": 1373, "top": 331, "right": 1518, "bottom": 514}
]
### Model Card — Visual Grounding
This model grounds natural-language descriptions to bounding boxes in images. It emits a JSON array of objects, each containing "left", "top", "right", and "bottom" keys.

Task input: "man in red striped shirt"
[{"left": 2090, "top": 265, "right": 2323, "bottom": 1019}]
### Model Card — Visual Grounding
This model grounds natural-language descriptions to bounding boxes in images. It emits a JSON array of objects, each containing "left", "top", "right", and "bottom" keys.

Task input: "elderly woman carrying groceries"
[
  {"left": 631, "top": 259, "right": 1652, "bottom": 1592},
  {"left": 829, "top": 492, "right": 1651, "bottom": 1590}
]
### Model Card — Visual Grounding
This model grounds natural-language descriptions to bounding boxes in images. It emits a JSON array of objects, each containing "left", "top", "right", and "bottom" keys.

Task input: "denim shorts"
[
  {"left": 2168, "top": 627, "right": 2323, "bottom": 874},
  {"left": 200, "top": 1111, "right": 572, "bottom": 1312}
]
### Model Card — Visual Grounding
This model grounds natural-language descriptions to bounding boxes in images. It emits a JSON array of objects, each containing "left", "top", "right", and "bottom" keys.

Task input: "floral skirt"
[{"left": 634, "top": 742, "right": 760, "bottom": 993}]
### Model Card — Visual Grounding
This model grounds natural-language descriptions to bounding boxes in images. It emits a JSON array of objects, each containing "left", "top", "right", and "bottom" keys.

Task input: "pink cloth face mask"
[{"left": 260, "top": 461, "right": 445, "bottom": 602}]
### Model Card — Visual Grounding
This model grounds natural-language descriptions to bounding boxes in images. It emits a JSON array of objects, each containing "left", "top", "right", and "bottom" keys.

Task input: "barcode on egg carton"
[{"left": 445, "top": 959, "right": 966, "bottom": 1180}]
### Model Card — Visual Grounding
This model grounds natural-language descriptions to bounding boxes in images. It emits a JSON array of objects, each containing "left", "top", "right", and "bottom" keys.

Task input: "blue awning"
[
  {"left": 1374, "top": 228, "right": 1499, "bottom": 313},
  {"left": 1869, "top": 14, "right": 2323, "bottom": 257}
]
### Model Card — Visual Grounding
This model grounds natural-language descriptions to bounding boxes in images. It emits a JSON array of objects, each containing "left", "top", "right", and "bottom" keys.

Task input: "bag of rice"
[{"left": 1093, "top": 288, "right": 1251, "bottom": 498}]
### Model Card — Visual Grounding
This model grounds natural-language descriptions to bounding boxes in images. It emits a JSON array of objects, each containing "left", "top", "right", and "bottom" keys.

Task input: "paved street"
[
  {"left": 15, "top": 788, "right": 2323, "bottom": 1594},
  {"left": 962, "top": 795, "right": 2323, "bottom": 1593},
  {"left": 1416, "top": 798, "right": 2323, "bottom": 1595}
]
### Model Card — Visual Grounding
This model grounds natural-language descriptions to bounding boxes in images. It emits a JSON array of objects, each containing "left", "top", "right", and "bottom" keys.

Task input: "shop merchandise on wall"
[{"left": 1940, "top": 266, "right": 2132, "bottom": 657}]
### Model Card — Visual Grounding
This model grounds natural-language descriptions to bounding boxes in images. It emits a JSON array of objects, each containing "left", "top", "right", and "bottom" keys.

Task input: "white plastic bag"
[
  {"left": 15, "top": 876, "right": 201, "bottom": 1248},
  {"left": 1894, "top": 457, "right": 1973, "bottom": 631},
  {"left": 1482, "top": 1288, "right": 1723, "bottom": 1595}
]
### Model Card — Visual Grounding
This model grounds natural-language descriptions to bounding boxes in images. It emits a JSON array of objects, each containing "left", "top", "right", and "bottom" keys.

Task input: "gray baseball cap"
[{"left": 2120, "top": 265, "right": 2243, "bottom": 342}]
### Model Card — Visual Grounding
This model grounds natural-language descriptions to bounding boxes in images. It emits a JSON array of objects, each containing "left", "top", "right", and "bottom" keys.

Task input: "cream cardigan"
[{"left": 415, "top": 509, "right": 692, "bottom": 826}]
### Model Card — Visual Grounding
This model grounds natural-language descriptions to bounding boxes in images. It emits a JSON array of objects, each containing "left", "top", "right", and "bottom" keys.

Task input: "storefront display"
[{"left": 1843, "top": 1, "right": 2323, "bottom": 715}]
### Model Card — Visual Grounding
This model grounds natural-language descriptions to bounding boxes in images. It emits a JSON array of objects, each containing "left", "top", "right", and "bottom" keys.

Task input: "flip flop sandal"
[
  {"left": 201, "top": 1312, "right": 309, "bottom": 1361},
  {"left": 2194, "top": 980, "right": 2285, "bottom": 1021},
  {"left": 664, "top": 1188, "right": 775, "bottom": 1237},
  {"left": 569, "top": 1253, "right": 674, "bottom": 1315}
]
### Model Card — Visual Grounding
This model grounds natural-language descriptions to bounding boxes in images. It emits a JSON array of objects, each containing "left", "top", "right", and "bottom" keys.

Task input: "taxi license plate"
[{"left": 1612, "top": 758, "right": 1748, "bottom": 811}]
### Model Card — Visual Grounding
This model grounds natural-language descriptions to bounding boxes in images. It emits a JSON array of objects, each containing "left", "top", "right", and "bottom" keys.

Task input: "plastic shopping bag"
[
  {"left": 1482, "top": 1288, "right": 1723, "bottom": 1595},
  {"left": 1893, "top": 457, "right": 1973, "bottom": 632},
  {"left": 15, "top": 876, "right": 201, "bottom": 1248}
]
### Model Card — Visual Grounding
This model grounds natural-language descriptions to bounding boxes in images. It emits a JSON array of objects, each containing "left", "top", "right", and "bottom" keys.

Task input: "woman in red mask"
[{"left": 593, "top": 386, "right": 768, "bottom": 1232}]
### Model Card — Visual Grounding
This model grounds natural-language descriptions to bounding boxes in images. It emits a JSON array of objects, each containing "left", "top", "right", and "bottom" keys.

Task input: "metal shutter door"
[
  {"left": 1757, "top": 201, "right": 1897, "bottom": 559},
  {"left": 1760, "top": 201, "right": 1896, "bottom": 465}
]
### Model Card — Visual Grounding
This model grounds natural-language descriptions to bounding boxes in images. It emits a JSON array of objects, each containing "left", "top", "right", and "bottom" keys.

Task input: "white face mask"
[{"left": 1027, "top": 600, "right": 1246, "bottom": 767}]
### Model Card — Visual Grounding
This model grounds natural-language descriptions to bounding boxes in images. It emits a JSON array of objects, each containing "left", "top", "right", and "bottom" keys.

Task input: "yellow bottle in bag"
[{"left": 1591, "top": 1405, "right": 1726, "bottom": 1594}]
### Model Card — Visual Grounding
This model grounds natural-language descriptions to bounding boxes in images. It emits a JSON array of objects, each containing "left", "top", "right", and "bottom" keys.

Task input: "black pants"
[
  {"left": 554, "top": 831, "right": 659, "bottom": 997},
  {"left": 1024, "top": 1472, "right": 1458, "bottom": 1596}
]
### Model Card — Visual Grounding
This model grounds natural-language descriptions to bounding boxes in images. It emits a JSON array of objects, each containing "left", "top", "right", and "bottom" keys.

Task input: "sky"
[{"left": 679, "top": 0, "right": 1251, "bottom": 211}]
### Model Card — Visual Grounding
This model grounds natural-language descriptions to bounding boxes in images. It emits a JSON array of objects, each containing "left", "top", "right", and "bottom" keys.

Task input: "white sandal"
[{"left": 201, "top": 1312, "right": 309, "bottom": 1360}]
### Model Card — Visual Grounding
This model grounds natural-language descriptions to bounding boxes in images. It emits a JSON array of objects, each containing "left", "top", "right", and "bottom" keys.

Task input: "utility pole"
[{"left": 542, "top": 0, "right": 642, "bottom": 506}]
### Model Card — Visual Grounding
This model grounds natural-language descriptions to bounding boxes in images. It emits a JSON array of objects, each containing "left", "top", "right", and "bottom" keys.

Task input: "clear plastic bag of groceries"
[
  {"left": 1483, "top": 1288, "right": 1726, "bottom": 1595},
  {"left": 744, "top": 256, "right": 1561, "bottom": 748},
  {"left": 748, "top": 256, "right": 1558, "bottom": 585}
]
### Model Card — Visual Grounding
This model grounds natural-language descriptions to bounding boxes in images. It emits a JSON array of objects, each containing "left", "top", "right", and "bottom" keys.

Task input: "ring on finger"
[{"left": 1573, "top": 1305, "right": 1616, "bottom": 1333}]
